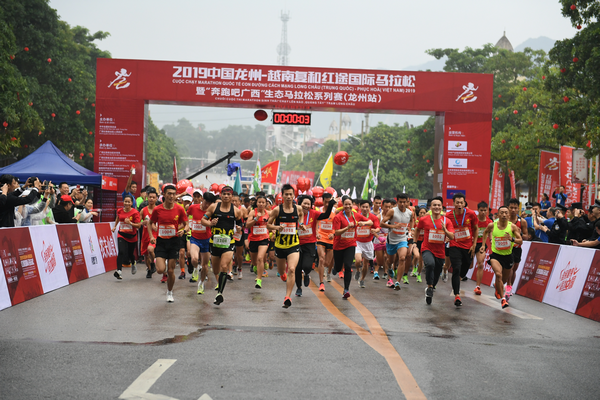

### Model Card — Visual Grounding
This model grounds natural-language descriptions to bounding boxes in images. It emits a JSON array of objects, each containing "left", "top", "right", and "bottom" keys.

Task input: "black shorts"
[
  {"left": 155, "top": 237, "right": 180, "bottom": 260},
  {"left": 268, "top": 240, "right": 275, "bottom": 252},
  {"left": 416, "top": 240, "right": 422, "bottom": 253},
  {"left": 209, "top": 242, "right": 236, "bottom": 257},
  {"left": 235, "top": 238, "right": 244, "bottom": 247},
  {"left": 317, "top": 241, "right": 333, "bottom": 250},
  {"left": 407, "top": 238, "right": 414, "bottom": 245},
  {"left": 488, "top": 252, "right": 514, "bottom": 270},
  {"left": 475, "top": 242, "right": 487, "bottom": 254},
  {"left": 275, "top": 245, "right": 300, "bottom": 259},
  {"left": 249, "top": 239, "right": 269, "bottom": 253},
  {"left": 445, "top": 246, "right": 450, "bottom": 257},
  {"left": 512, "top": 247, "right": 523, "bottom": 264},
  {"left": 179, "top": 235, "right": 188, "bottom": 250}
]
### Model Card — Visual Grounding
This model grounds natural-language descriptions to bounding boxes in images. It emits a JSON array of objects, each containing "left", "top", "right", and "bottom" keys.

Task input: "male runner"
[
  {"left": 480, "top": 205, "right": 523, "bottom": 308},
  {"left": 355, "top": 200, "right": 380, "bottom": 288},
  {"left": 507, "top": 198, "right": 527, "bottom": 298},
  {"left": 148, "top": 184, "right": 189, "bottom": 302},
  {"left": 231, "top": 193, "right": 247, "bottom": 280},
  {"left": 266, "top": 184, "right": 306, "bottom": 308},
  {"left": 417, "top": 197, "right": 455, "bottom": 305},
  {"left": 316, "top": 192, "right": 336, "bottom": 288},
  {"left": 409, "top": 206, "right": 427, "bottom": 282},
  {"left": 448, "top": 193, "right": 479, "bottom": 306},
  {"left": 381, "top": 194, "right": 413, "bottom": 289},
  {"left": 187, "top": 190, "right": 215, "bottom": 294},
  {"left": 140, "top": 189, "right": 158, "bottom": 278},
  {"left": 473, "top": 201, "right": 493, "bottom": 295}
]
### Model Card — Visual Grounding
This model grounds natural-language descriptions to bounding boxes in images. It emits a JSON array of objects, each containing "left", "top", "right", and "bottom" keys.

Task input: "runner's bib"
[
  {"left": 252, "top": 226, "right": 268, "bottom": 235},
  {"left": 454, "top": 227, "right": 471, "bottom": 240},
  {"left": 191, "top": 220, "right": 206, "bottom": 233},
  {"left": 158, "top": 224, "right": 176, "bottom": 239},
  {"left": 119, "top": 223, "right": 133, "bottom": 233},
  {"left": 392, "top": 223, "right": 408, "bottom": 235},
  {"left": 320, "top": 223, "right": 333, "bottom": 231},
  {"left": 280, "top": 222, "right": 297, "bottom": 235},
  {"left": 428, "top": 229, "right": 445, "bottom": 244},
  {"left": 478, "top": 229, "right": 484, "bottom": 238},
  {"left": 213, "top": 234, "right": 231, "bottom": 248},
  {"left": 233, "top": 231, "right": 243, "bottom": 241},
  {"left": 341, "top": 230, "right": 355, "bottom": 239},
  {"left": 298, "top": 226, "right": 313, "bottom": 236},
  {"left": 494, "top": 236, "right": 512, "bottom": 250},
  {"left": 357, "top": 227, "right": 370, "bottom": 237}
]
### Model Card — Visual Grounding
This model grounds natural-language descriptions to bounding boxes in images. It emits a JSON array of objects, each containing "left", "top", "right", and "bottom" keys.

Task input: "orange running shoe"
[
  {"left": 454, "top": 295, "right": 462, "bottom": 307},
  {"left": 283, "top": 296, "right": 292, "bottom": 308},
  {"left": 474, "top": 286, "right": 482, "bottom": 295},
  {"left": 501, "top": 299, "right": 509, "bottom": 309},
  {"left": 339, "top": 271, "right": 344, "bottom": 279},
  {"left": 495, "top": 290, "right": 501, "bottom": 299},
  {"left": 319, "top": 283, "right": 325, "bottom": 292},
  {"left": 281, "top": 273, "right": 287, "bottom": 282}
]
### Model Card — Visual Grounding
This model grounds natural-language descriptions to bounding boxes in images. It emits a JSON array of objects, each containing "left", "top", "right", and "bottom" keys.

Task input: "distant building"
[
  {"left": 495, "top": 31, "right": 514, "bottom": 52},
  {"left": 266, "top": 124, "right": 313, "bottom": 157},
  {"left": 325, "top": 114, "right": 353, "bottom": 142}
]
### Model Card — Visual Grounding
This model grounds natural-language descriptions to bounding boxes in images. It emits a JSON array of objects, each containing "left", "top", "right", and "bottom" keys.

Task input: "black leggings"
[
  {"left": 334, "top": 246, "right": 355, "bottom": 291},
  {"left": 117, "top": 238, "right": 137, "bottom": 271},
  {"left": 422, "top": 250, "right": 444, "bottom": 287},
  {"left": 449, "top": 247, "right": 472, "bottom": 295},
  {"left": 296, "top": 243, "right": 316, "bottom": 288}
]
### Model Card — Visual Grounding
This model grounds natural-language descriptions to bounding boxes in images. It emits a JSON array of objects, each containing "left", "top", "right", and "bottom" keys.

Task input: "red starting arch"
[{"left": 95, "top": 58, "right": 493, "bottom": 208}]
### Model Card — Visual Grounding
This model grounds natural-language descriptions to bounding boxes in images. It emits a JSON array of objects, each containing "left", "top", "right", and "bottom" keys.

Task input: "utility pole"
[
  {"left": 338, "top": 112, "right": 342, "bottom": 152},
  {"left": 364, "top": 113, "right": 370, "bottom": 135}
]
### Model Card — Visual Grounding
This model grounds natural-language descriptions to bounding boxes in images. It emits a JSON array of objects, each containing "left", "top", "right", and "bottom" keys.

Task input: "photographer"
[
  {"left": 572, "top": 220, "right": 600, "bottom": 249},
  {"left": 21, "top": 181, "right": 56, "bottom": 226},
  {"left": 539, "top": 204, "right": 568, "bottom": 245},
  {"left": 567, "top": 202, "right": 589, "bottom": 243},
  {"left": 0, "top": 175, "right": 42, "bottom": 228}
]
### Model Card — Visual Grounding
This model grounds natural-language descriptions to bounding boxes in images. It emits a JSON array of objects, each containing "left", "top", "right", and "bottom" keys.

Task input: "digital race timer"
[{"left": 272, "top": 112, "right": 311, "bottom": 125}]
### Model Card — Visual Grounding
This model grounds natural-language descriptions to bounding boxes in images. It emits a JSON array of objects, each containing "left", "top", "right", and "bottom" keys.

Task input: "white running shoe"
[
  {"left": 166, "top": 291, "right": 174, "bottom": 303},
  {"left": 131, "top": 262, "right": 137, "bottom": 275}
]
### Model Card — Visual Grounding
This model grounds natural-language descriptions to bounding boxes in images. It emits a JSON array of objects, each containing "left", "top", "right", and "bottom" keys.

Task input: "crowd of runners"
[{"left": 112, "top": 175, "right": 539, "bottom": 311}]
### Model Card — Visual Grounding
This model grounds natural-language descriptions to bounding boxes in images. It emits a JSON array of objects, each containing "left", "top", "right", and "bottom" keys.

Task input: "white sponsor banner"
[
  {"left": 542, "top": 245, "right": 594, "bottom": 313},
  {"left": 448, "top": 141, "right": 468, "bottom": 152},
  {"left": 29, "top": 225, "right": 69, "bottom": 293},
  {"left": 0, "top": 257, "right": 12, "bottom": 311},
  {"left": 448, "top": 158, "right": 468, "bottom": 169},
  {"left": 511, "top": 241, "right": 531, "bottom": 293},
  {"left": 572, "top": 149, "right": 588, "bottom": 184},
  {"left": 77, "top": 223, "right": 106, "bottom": 277}
]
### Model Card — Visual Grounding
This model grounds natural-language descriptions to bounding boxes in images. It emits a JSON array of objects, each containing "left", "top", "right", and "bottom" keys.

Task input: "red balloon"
[
  {"left": 254, "top": 110, "right": 268, "bottom": 121},
  {"left": 570, "top": 4, "right": 576, "bottom": 10},
  {"left": 312, "top": 186, "right": 324, "bottom": 198},
  {"left": 573, "top": 57, "right": 579, "bottom": 63},
  {"left": 24, "top": 47, "right": 29, "bottom": 51},
  {"left": 523, "top": 87, "right": 527, "bottom": 91},
  {"left": 47, "top": 58, "right": 51, "bottom": 63},
  {"left": 334, "top": 151, "right": 349, "bottom": 165},
  {"left": 76, "top": 110, "right": 80, "bottom": 115},
  {"left": 533, "top": 104, "right": 538, "bottom": 109},
  {"left": 176, "top": 179, "right": 193, "bottom": 194},
  {"left": 290, "top": 184, "right": 297, "bottom": 194},
  {"left": 210, "top": 183, "right": 220, "bottom": 193},
  {"left": 513, "top": 110, "right": 518, "bottom": 114},
  {"left": 68, "top": 78, "right": 72, "bottom": 82},
  {"left": 577, "top": 25, "right": 582, "bottom": 30},
  {"left": 297, "top": 177, "right": 310, "bottom": 192},
  {"left": 325, "top": 187, "right": 336, "bottom": 196},
  {"left": 553, "top": 124, "right": 559, "bottom": 129},
  {"left": 51, "top": 113, "right": 56, "bottom": 117},
  {"left": 240, "top": 149, "right": 253, "bottom": 160},
  {"left": 2, "top": 121, "right": 7, "bottom": 128},
  {"left": 314, "top": 197, "right": 324, "bottom": 207},
  {"left": 218, "top": 183, "right": 226, "bottom": 192},
  {"left": 275, "top": 193, "right": 283, "bottom": 205}
]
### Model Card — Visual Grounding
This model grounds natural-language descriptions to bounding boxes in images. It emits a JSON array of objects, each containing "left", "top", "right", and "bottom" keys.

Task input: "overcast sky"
[{"left": 49, "top": 0, "right": 577, "bottom": 137}]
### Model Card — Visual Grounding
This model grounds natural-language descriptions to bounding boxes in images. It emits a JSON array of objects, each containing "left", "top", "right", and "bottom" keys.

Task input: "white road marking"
[{"left": 450, "top": 291, "right": 543, "bottom": 320}]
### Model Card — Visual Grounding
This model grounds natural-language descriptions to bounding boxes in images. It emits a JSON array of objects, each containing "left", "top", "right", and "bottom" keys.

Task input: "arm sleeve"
[{"left": 317, "top": 200, "right": 335, "bottom": 220}]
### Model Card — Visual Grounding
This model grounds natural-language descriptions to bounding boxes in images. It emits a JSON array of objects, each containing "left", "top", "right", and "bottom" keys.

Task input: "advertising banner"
[
  {"left": 280, "top": 171, "right": 315, "bottom": 189},
  {"left": 516, "top": 242, "right": 561, "bottom": 301},
  {"left": 510, "top": 241, "right": 531, "bottom": 293},
  {"left": 572, "top": 149, "right": 588, "bottom": 184},
  {"left": 575, "top": 250, "right": 600, "bottom": 322},
  {"left": 537, "top": 151, "right": 560, "bottom": 204},
  {"left": 490, "top": 161, "right": 504, "bottom": 212},
  {"left": 77, "top": 223, "right": 107, "bottom": 277},
  {"left": 0, "top": 260, "right": 11, "bottom": 311},
  {"left": 542, "top": 246, "right": 595, "bottom": 313},
  {"left": 559, "top": 146, "right": 580, "bottom": 207},
  {"left": 56, "top": 224, "right": 89, "bottom": 284},
  {"left": 29, "top": 225, "right": 69, "bottom": 293},
  {"left": 94, "top": 223, "right": 118, "bottom": 271},
  {"left": 0, "top": 227, "right": 43, "bottom": 306}
]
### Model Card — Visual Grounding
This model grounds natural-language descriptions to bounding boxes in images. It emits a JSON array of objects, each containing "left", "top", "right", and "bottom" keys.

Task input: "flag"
[
  {"left": 252, "top": 159, "right": 262, "bottom": 193},
  {"left": 233, "top": 167, "right": 242, "bottom": 194},
  {"left": 361, "top": 171, "right": 369, "bottom": 200},
  {"left": 172, "top": 156, "right": 178, "bottom": 184},
  {"left": 351, "top": 186, "right": 357, "bottom": 199},
  {"left": 261, "top": 160, "right": 280, "bottom": 185},
  {"left": 319, "top": 152, "right": 334, "bottom": 188},
  {"left": 368, "top": 160, "right": 377, "bottom": 190},
  {"left": 509, "top": 169, "right": 517, "bottom": 199}
]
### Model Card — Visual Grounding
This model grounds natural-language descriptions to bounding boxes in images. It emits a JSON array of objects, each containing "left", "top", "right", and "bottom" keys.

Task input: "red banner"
[
  {"left": 509, "top": 170, "right": 516, "bottom": 199},
  {"left": 516, "top": 242, "right": 560, "bottom": 302},
  {"left": 559, "top": 146, "right": 581, "bottom": 207},
  {"left": 261, "top": 160, "right": 280, "bottom": 185},
  {"left": 575, "top": 250, "right": 600, "bottom": 321},
  {"left": 56, "top": 225, "right": 89, "bottom": 284},
  {"left": 101, "top": 176, "right": 118, "bottom": 191},
  {"left": 280, "top": 171, "right": 315, "bottom": 189},
  {"left": 490, "top": 161, "right": 504, "bottom": 213},
  {"left": 94, "top": 224, "right": 118, "bottom": 271},
  {"left": 537, "top": 151, "right": 560, "bottom": 204}
]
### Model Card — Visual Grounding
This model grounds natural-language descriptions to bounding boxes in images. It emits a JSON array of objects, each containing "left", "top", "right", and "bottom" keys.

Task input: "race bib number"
[
  {"left": 341, "top": 230, "right": 355, "bottom": 239},
  {"left": 455, "top": 227, "right": 471, "bottom": 240},
  {"left": 495, "top": 237, "right": 512, "bottom": 250},
  {"left": 357, "top": 227, "right": 370, "bottom": 237},
  {"left": 158, "top": 224, "right": 176, "bottom": 239},
  {"left": 478, "top": 229, "right": 484, "bottom": 238},
  {"left": 320, "top": 223, "right": 333, "bottom": 231},
  {"left": 298, "top": 226, "right": 313, "bottom": 236},
  {"left": 191, "top": 221, "right": 206, "bottom": 233},
  {"left": 392, "top": 223, "right": 408, "bottom": 235},
  {"left": 428, "top": 229, "right": 445, "bottom": 244},
  {"left": 253, "top": 226, "right": 268, "bottom": 235},
  {"left": 233, "top": 231, "right": 243, "bottom": 241},
  {"left": 213, "top": 234, "right": 231, "bottom": 248},
  {"left": 119, "top": 223, "right": 133, "bottom": 233},
  {"left": 280, "top": 222, "right": 297, "bottom": 235}
]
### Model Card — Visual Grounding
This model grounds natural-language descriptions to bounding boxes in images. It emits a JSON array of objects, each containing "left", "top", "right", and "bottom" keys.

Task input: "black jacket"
[
  {"left": 52, "top": 205, "right": 75, "bottom": 224},
  {"left": 0, "top": 189, "right": 40, "bottom": 228},
  {"left": 548, "top": 218, "right": 568, "bottom": 245}
]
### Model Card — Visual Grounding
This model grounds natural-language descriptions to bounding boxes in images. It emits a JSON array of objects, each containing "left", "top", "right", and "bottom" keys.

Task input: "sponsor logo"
[
  {"left": 556, "top": 261, "right": 579, "bottom": 292},
  {"left": 545, "top": 156, "right": 559, "bottom": 171},
  {"left": 108, "top": 68, "right": 131, "bottom": 90},
  {"left": 456, "top": 82, "right": 478, "bottom": 103},
  {"left": 88, "top": 235, "right": 95, "bottom": 253},
  {"left": 99, "top": 236, "right": 118, "bottom": 259},
  {"left": 41, "top": 241, "right": 57, "bottom": 274},
  {"left": 448, "top": 141, "right": 467, "bottom": 151},
  {"left": 447, "top": 189, "right": 466, "bottom": 199},
  {"left": 448, "top": 158, "right": 468, "bottom": 169},
  {"left": 91, "top": 256, "right": 97, "bottom": 265}
]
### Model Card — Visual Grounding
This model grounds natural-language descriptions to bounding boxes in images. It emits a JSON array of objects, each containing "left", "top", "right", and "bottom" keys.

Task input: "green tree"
[{"left": 146, "top": 117, "right": 179, "bottom": 180}]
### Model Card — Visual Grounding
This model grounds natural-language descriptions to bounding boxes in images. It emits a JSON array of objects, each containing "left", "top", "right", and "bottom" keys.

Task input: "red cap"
[{"left": 60, "top": 195, "right": 74, "bottom": 203}]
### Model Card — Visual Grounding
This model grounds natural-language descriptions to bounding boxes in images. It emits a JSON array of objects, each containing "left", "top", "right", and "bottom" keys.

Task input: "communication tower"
[{"left": 277, "top": 11, "right": 291, "bottom": 66}]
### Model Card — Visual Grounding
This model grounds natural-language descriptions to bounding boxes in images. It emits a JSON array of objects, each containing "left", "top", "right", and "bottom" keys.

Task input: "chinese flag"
[{"left": 261, "top": 160, "right": 280, "bottom": 185}]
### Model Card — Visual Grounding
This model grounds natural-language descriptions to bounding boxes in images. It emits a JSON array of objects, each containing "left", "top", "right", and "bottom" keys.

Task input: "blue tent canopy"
[{"left": 0, "top": 140, "right": 102, "bottom": 186}]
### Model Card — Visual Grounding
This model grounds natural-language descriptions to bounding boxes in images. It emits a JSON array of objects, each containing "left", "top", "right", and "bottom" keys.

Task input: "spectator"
[
  {"left": 122, "top": 166, "right": 137, "bottom": 201},
  {"left": 572, "top": 220, "right": 600, "bottom": 249},
  {"left": 567, "top": 202, "right": 588, "bottom": 243},
  {"left": 71, "top": 186, "right": 88, "bottom": 210},
  {"left": 53, "top": 195, "right": 76, "bottom": 224},
  {"left": 553, "top": 185, "right": 568, "bottom": 207},
  {"left": 526, "top": 227, "right": 542, "bottom": 242},
  {"left": 136, "top": 186, "right": 148, "bottom": 209},
  {"left": 0, "top": 174, "right": 41, "bottom": 227},
  {"left": 0, "top": 183, "right": 7, "bottom": 208},
  {"left": 58, "top": 182, "right": 77, "bottom": 220},
  {"left": 540, "top": 204, "right": 568, "bottom": 244},
  {"left": 21, "top": 183, "right": 55, "bottom": 226},
  {"left": 533, "top": 207, "right": 554, "bottom": 243},
  {"left": 540, "top": 193, "right": 551, "bottom": 217},
  {"left": 76, "top": 198, "right": 98, "bottom": 223}
]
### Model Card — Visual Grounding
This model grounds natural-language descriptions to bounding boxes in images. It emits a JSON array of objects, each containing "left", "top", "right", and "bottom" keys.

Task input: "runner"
[
  {"left": 409, "top": 206, "right": 427, "bottom": 282},
  {"left": 507, "top": 198, "right": 527, "bottom": 298},
  {"left": 417, "top": 197, "right": 455, "bottom": 305},
  {"left": 187, "top": 190, "right": 216, "bottom": 294},
  {"left": 355, "top": 200, "right": 380, "bottom": 288},
  {"left": 373, "top": 199, "right": 393, "bottom": 280},
  {"left": 447, "top": 193, "right": 479, "bottom": 306},
  {"left": 178, "top": 195, "right": 193, "bottom": 280},
  {"left": 246, "top": 195, "right": 270, "bottom": 289},
  {"left": 112, "top": 194, "right": 142, "bottom": 279},
  {"left": 266, "top": 184, "right": 306, "bottom": 308},
  {"left": 231, "top": 193, "right": 247, "bottom": 280},
  {"left": 148, "top": 185, "right": 189, "bottom": 302},
  {"left": 480, "top": 205, "right": 523, "bottom": 308},
  {"left": 295, "top": 194, "right": 336, "bottom": 296},
  {"left": 332, "top": 197, "right": 373, "bottom": 299},
  {"left": 381, "top": 193, "right": 413, "bottom": 289},
  {"left": 140, "top": 189, "right": 158, "bottom": 279},
  {"left": 201, "top": 186, "right": 243, "bottom": 305},
  {"left": 473, "top": 201, "right": 493, "bottom": 295},
  {"left": 316, "top": 192, "right": 336, "bottom": 289}
]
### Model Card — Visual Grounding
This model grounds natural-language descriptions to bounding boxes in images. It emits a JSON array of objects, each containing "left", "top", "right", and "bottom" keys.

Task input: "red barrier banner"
[
  {"left": 94, "top": 223, "right": 118, "bottom": 271},
  {"left": 0, "top": 227, "right": 43, "bottom": 306},
  {"left": 490, "top": 161, "right": 504, "bottom": 212},
  {"left": 575, "top": 250, "right": 600, "bottom": 321},
  {"left": 509, "top": 170, "right": 516, "bottom": 199},
  {"left": 538, "top": 151, "right": 560, "bottom": 205},
  {"left": 77, "top": 224, "right": 109, "bottom": 277},
  {"left": 56, "top": 224, "right": 89, "bottom": 284},
  {"left": 29, "top": 225, "right": 69, "bottom": 293},
  {"left": 516, "top": 242, "right": 560, "bottom": 301},
  {"left": 560, "top": 146, "right": 580, "bottom": 207}
]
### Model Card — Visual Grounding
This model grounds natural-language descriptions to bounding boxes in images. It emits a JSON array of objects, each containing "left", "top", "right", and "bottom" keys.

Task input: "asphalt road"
[{"left": 1, "top": 265, "right": 599, "bottom": 400}]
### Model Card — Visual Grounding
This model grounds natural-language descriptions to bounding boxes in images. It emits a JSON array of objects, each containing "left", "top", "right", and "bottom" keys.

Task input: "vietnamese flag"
[{"left": 261, "top": 160, "right": 280, "bottom": 185}]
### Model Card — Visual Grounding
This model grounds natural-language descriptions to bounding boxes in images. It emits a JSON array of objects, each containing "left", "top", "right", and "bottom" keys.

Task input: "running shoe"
[
  {"left": 114, "top": 270, "right": 122, "bottom": 280},
  {"left": 454, "top": 295, "right": 462, "bottom": 307},
  {"left": 411, "top": 266, "right": 418, "bottom": 277},
  {"left": 215, "top": 284, "right": 219, "bottom": 291},
  {"left": 178, "top": 271, "right": 185, "bottom": 279},
  {"left": 304, "top": 273, "right": 310, "bottom": 287},
  {"left": 354, "top": 268, "right": 360, "bottom": 281},
  {"left": 441, "top": 271, "right": 448, "bottom": 282},
  {"left": 501, "top": 299, "right": 509, "bottom": 309},
  {"left": 343, "top": 290, "right": 351, "bottom": 299},
  {"left": 416, "top": 274, "right": 422, "bottom": 283},
  {"left": 264, "top": 262, "right": 269, "bottom": 271},
  {"left": 505, "top": 290, "right": 511, "bottom": 301},
  {"left": 386, "top": 278, "right": 394, "bottom": 288},
  {"left": 197, "top": 281, "right": 205, "bottom": 295},
  {"left": 495, "top": 290, "right": 501, "bottom": 299},
  {"left": 402, "top": 275, "right": 409, "bottom": 284},
  {"left": 190, "top": 269, "right": 199, "bottom": 283},
  {"left": 505, "top": 285, "right": 513, "bottom": 297},
  {"left": 262, "top": 271, "right": 268, "bottom": 278},
  {"left": 373, "top": 272, "right": 380, "bottom": 280},
  {"left": 394, "top": 282, "right": 401, "bottom": 291},
  {"left": 281, "top": 273, "right": 287, "bottom": 282},
  {"left": 319, "top": 283, "right": 325, "bottom": 291},
  {"left": 146, "top": 269, "right": 152, "bottom": 279},
  {"left": 255, "top": 279, "right": 262, "bottom": 289},
  {"left": 245, "top": 253, "right": 251, "bottom": 262},
  {"left": 232, "top": 266, "right": 237, "bottom": 275},
  {"left": 238, "top": 269, "right": 243, "bottom": 280},
  {"left": 187, "top": 262, "right": 194, "bottom": 274},
  {"left": 332, "top": 267, "right": 338, "bottom": 276},
  {"left": 253, "top": 265, "right": 257, "bottom": 274},
  {"left": 461, "top": 276, "right": 468, "bottom": 281},
  {"left": 283, "top": 297, "right": 292, "bottom": 308},
  {"left": 388, "top": 268, "right": 394, "bottom": 278},
  {"left": 295, "top": 287, "right": 302, "bottom": 297},
  {"left": 150, "top": 263, "right": 156, "bottom": 274},
  {"left": 161, "top": 274, "right": 167, "bottom": 283},
  {"left": 383, "top": 273, "right": 388, "bottom": 280},
  {"left": 214, "top": 293, "right": 224, "bottom": 305},
  {"left": 227, "top": 273, "right": 233, "bottom": 281},
  {"left": 277, "top": 272, "right": 281, "bottom": 277},
  {"left": 131, "top": 262, "right": 137, "bottom": 275},
  {"left": 339, "top": 270, "right": 344, "bottom": 279},
  {"left": 359, "top": 280, "right": 365, "bottom": 288},
  {"left": 425, "top": 287, "right": 433, "bottom": 305},
  {"left": 326, "top": 272, "right": 332, "bottom": 282},
  {"left": 167, "top": 291, "right": 174, "bottom": 303},
  {"left": 474, "top": 286, "right": 482, "bottom": 295}
]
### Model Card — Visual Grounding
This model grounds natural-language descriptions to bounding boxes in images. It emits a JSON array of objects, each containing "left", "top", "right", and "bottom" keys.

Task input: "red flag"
[
  {"left": 490, "top": 161, "right": 504, "bottom": 213},
  {"left": 172, "top": 156, "right": 178, "bottom": 184},
  {"left": 538, "top": 151, "right": 560, "bottom": 205},
  {"left": 261, "top": 160, "right": 280, "bottom": 185}
]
